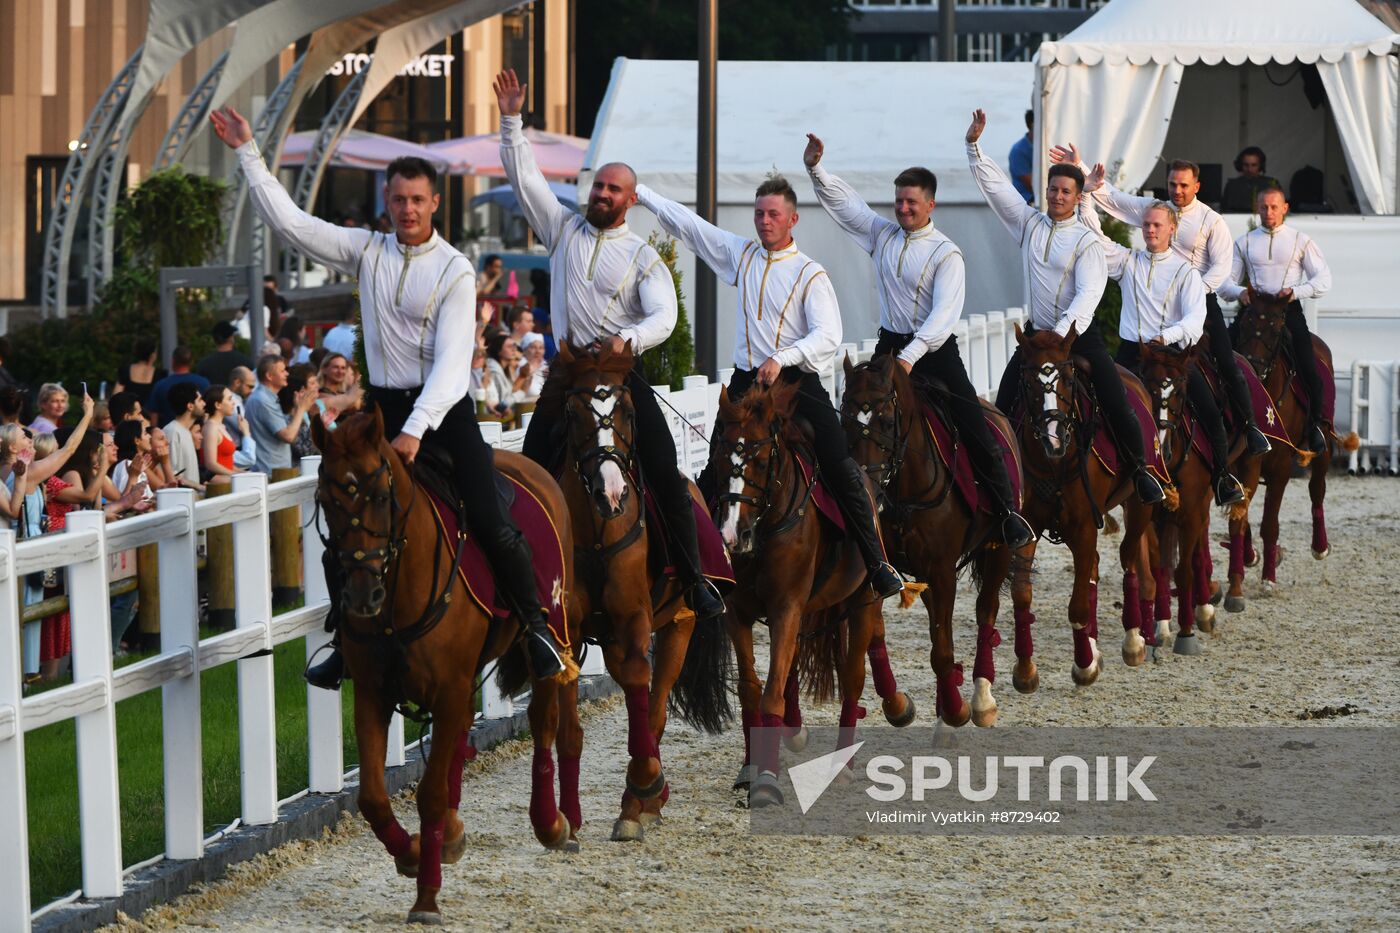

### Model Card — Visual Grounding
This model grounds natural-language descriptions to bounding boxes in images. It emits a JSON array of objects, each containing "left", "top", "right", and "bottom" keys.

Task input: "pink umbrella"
[
  {"left": 426, "top": 128, "right": 588, "bottom": 179},
  {"left": 278, "top": 129, "right": 450, "bottom": 172}
]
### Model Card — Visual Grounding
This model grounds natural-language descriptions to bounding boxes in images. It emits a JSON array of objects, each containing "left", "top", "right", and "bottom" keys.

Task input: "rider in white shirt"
[
  {"left": 966, "top": 110, "right": 1164, "bottom": 505},
  {"left": 1217, "top": 187, "right": 1333, "bottom": 452},
  {"left": 804, "top": 132, "right": 1032, "bottom": 547},
  {"left": 494, "top": 69, "right": 724, "bottom": 624},
  {"left": 1051, "top": 145, "right": 1272, "bottom": 459},
  {"left": 210, "top": 104, "right": 565, "bottom": 686},
  {"left": 635, "top": 175, "right": 904, "bottom": 600},
  {"left": 1079, "top": 165, "right": 1245, "bottom": 506}
]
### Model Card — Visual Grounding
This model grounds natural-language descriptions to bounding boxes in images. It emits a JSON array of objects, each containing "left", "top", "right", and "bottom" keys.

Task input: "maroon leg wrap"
[
  {"left": 783, "top": 670, "right": 803, "bottom": 731},
  {"left": 972, "top": 626, "right": 1001, "bottom": 683},
  {"left": 756, "top": 712, "right": 784, "bottom": 775},
  {"left": 373, "top": 819, "right": 413, "bottom": 859},
  {"left": 838, "top": 698, "right": 866, "bottom": 751},
  {"left": 1121, "top": 571, "right": 1142, "bottom": 632},
  {"left": 1311, "top": 505, "right": 1328, "bottom": 555},
  {"left": 1153, "top": 566, "right": 1172, "bottom": 621},
  {"left": 558, "top": 754, "right": 581, "bottom": 831},
  {"left": 417, "top": 819, "right": 445, "bottom": 890},
  {"left": 1013, "top": 607, "right": 1035, "bottom": 659},
  {"left": 624, "top": 686, "right": 657, "bottom": 759},
  {"left": 1139, "top": 599, "right": 1156, "bottom": 645},
  {"left": 528, "top": 747, "right": 560, "bottom": 836},
  {"left": 1087, "top": 580, "right": 1099, "bottom": 640},
  {"left": 1263, "top": 542, "right": 1280, "bottom": 582},
  {"left": 935, "top": 663, "right": 965, "bottom": 716},
  {"left": 867, "top": 641, "right": 898, "bottom": 698},
  {"left": 1192, "top": 546, "right": 1212, "bottom": 606},
  {"left": 1072, "top": 626, "right": 1095, "bottom": 670},
  {"left": 1229, "top": 530, "right": 1246, "bottom": 580}
]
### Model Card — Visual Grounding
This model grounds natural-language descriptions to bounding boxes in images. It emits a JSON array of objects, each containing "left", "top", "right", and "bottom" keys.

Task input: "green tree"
[
  {"left": 1094, "top": 211, "right": 1133, "bottom": 357},
  {"left": 10, "top": 168, "right": 227, "bottom": 399},
  {"left": 639, "top": 233, "right": 695, "bottom": 389}
]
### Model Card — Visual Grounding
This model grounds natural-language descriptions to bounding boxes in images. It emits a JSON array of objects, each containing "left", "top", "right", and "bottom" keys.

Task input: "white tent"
[
  {"left": 1035, "top": 0, "right": 1400, "bottom": 214},
  {"left": 587, "top": 58, "right": 1034, "bottom": 365}
]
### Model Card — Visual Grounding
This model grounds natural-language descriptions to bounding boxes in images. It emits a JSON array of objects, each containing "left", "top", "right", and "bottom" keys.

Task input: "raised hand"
[
  {"left": 803, "top": 133, "right": 824, "bottom": 169},
  {"left": 209, "top": 105, "right": 253, "bottom": 149},
  {"left": 493, "top": 69, "right": 526, "bottom": 117},
  {"left": 81, "top": 393, "right": 95, "bottom": 419},
  {"left": 1048, "top": 143, "right": 1081, "bottom": 166},
  {"left": 1085, "top": 162, "right": 1106, "bottom": 193},
  {"left": 966, "top": 109, "right": 987, "bottom": 144}
]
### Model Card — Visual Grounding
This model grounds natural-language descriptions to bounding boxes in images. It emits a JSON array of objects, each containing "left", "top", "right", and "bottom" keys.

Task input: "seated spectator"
[
  {"left": 148, "top": 346, "right": 210, "bottom": 425},
  {"left": 197, "top": 321, "right": 255, "bottom": 384},
  {"left": 201, "top": 385, "right": 244, "bottom": 484},
  {"left": 114, "top": 339, "right": 165, "bottom": 409},
  {"left": 162, "top": 382, "right": 206, "bottom": 493},
  {"left": 246, "top": 357, "right": 316, "bottom": 475},
  {"left": 0, "top": 386, "right": 26, "bottom": 426},
  {"left": 1221, "top": 146, "right": 1281, "bottom": 213},
  {"left": 482, "top": 333, "right": 526, "bottom": 417},
  {"left": 479, "top": 253, "right": 504, "bottom": 295},
  {"left": 518, "top": 333, "right": 548, "bottom": 401},
  {"left": 29, "top": 383, "right": 69, "bottom": 434},
  {"left": 321, "top": 304, "right": 358, "bottom": 359}
]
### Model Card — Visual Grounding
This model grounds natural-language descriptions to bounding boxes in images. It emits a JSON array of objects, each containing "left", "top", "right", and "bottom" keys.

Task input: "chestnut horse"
[
  {"left": 715, "top": 378, "right": 913, "bottom": 807},
  {"left": 1227, "top": 292, "right": 1349, "bottom": 603},
  {"left": 1137, "top": 341, "right": 1218, "bottom": 656},
  {"left": 1010, "top": 324, "right": 1158, "bottom": 682},
  {"left": 840, "top": 353, "right": 1021, "bottom": 727},
  {"left": 312, "top": 408, "right": 581, "bottom": 925},
  {"left": 553, "top": 341, "right": 732, "bottom": 843}
]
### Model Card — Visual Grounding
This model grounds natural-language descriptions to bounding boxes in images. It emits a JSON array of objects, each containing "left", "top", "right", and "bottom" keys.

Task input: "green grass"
[{"left": 24, "top": 633, "right": 360, "bottom": 909}]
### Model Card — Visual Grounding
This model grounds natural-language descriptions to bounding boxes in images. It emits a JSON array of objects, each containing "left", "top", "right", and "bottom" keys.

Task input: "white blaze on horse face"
[
  {"left": 593, "top": 386, "right": 627, "bottom": 511},
  {"left": 1158, "top": 382, "right": 1174, "bottom": 452},
  {"left": 1039, "top": 366, "right": 1061, "bottom": 449},
  {"left": 857, "top": 410, "right": 873, "bottom": 426},
  {"left": 721, "top": 436, "right": 745, "bottom": 549}
]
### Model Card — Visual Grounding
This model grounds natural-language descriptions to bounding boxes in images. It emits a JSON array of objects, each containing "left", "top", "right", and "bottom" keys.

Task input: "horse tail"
[
  {"left": 495, "top": 644, "right": 530, "bottom": 700},
  {"left": 669, "top": 601, "right": 734, "bottom": 734},
  {"left": 1101, "top": 511, "right": 1121, "bottom": 537},
  {"left": 796, "top": 607, "right": 847, "bottom": 706}
]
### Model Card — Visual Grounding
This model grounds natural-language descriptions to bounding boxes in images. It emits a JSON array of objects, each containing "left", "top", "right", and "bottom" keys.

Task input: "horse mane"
[{"left": 557, "top": 341, "right": 635, "bottom": 385}]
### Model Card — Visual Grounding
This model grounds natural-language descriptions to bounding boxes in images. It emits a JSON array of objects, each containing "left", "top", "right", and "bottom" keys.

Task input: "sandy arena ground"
[{"left": 109, "top": 477, "right": 1400, "bottom": 932}]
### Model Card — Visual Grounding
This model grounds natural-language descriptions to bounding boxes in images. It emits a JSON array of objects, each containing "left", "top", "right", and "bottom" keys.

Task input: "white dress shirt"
[
  {"left": 636, "top": 185, "right": 842, "bottom": 373},
  {"left": 967, "top": 142, "right": 1106, "bottom": 337},
  {"left": 499, "top": 115, "right": 676, "bottom": 353},
  {"left": 1080, "top": 197, "right": 1207, "bottom": 348},
  {"left": 808, "top": 163, "right": 964, "bottom": 366},
  {"left": 238, "top": 140, "right": 475, "bottom": 440},
  {"left": 1216, "top": 224, "right": 1333, "bottom": 303},
  {"left": 1085, "top": 175, "right": 1233, "bottom": 293}
]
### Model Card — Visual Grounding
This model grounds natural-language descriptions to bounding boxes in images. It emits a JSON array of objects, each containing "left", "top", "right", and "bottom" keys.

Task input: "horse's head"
[
  {"left": 1016, "top": 322, "right": 1080, "bottom": 458},
  {"left": 1233, "top": 290, "right": 1290, "bottom": 380},
  {"left": 1138, "top": 340, "right": 1198, "bottom": 462},
  {"left": 557, "top": 340, "right": 636, "bottom": 519},
  {"left": 841, "top": 352, "right": 906, "bottom": 498},
  {"left": 714, "top": 378, "right": 799, "bottom": 555},
  {"left": 312, "top": 407, "right": 410, "bottom": 623}
]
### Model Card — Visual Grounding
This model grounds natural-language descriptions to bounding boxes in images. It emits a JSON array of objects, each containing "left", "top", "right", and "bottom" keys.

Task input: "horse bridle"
[
  {"left": 1021, "top": 358, "right": 1085, "bottom": 457},
  {"left": 565, "top": 382, "right": 637, "bottom": 518},
  {"left": 1145, "top": 356, "right": 1191, "bottom": 466},
  {"left": 317, "top": 456, "right": 413, "bottom": 624},
  {"left": 715, "top": 431, "right": 781, "bottom": 525},
  {"left": 1234, "top": 302, "right": 1287, "bottom": 381},
  {"left": 840, "top": 386, "right": 906, "bottom": 493}
]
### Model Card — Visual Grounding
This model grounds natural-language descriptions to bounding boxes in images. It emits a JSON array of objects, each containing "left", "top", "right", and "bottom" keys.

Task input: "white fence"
[{"left": 1348, "top": 361, "right": 1400, "bottom": 476}]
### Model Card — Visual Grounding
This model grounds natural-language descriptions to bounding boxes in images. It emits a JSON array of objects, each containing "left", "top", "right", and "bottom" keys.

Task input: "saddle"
[
  {"left": 641, "top": 488, "right": 735, "bottom": 589},
  {"left": 412, "top": 445, "right": 567, "bottom": 636},
  {"left": 1196, "top": 350, "right": 1291, "bottom": 448},
  {"left": 913, "top": 385, "right": 1022, "bottom": 515},
  {"left": 791, "top": 450, "right": 848, "bottom": 533}
]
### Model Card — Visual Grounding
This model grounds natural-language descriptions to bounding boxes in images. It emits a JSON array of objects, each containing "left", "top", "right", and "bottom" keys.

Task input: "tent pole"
[
  {"left": 940, "top": 0, "right": 956, "bottom": 62},
  {"left": 695, "top": 0, "right": 719, "bottom": 378}
]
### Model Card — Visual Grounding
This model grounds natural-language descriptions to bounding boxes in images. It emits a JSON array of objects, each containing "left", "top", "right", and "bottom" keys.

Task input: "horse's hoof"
[
  {"left": 1312, "top": 547, "right": 1330, "bottom": 561},
  {"left": 1261, "top": 580, "right": 1277, "bottom": 596},
  {"left": 1155, "top": 619, "right": 1171, "bottom": 644},
  {"left": 542, "top": 813, "right": 577, "bottom": 851},
  {"left": 733, "top": 763, "right": 754, "bottom": 791},
  {"left": 1122, "top": 630, "right": 1146, "bottom": 667},
  {"left": 939, "top": 696, "right": 971, "bottom": 728},
  {"left": 1195, "top": 603, "right": 1215, "bottom": 628},
  {"left": 1209, "top": 585, "right": 1223, "bottom": 606},
  {"left": 610, "top": 818, "right": 645, "bottom": 842},
  {"left": 783, "top": 725, "right": 809, "bottom": 752},
  {"left": 884, "top": 692, "right": 916, "bottom": 727},
  {"left": 441, "top": 828, "right": 467, "bottom": 865},
  {"left": 970, "top": 678, "right": 997, "bottom": 728},
  {"left": 395, "top": 835, "right": 421, "bottom": 878},
  {"left": 1173, "top": 632, "right": 1204, "bottom": 656},
  {"left": 638, "top": 811, "right": 662, "bottom": 828},
  {"left": 1224, "top": 595, "right": 1246, "bottom": 613},
  {"left": 748, "top": 771, "right": 784, "bottom": 809},
  {"left": 1071, "top": 642, "right": 1103, "bottom": 686},
  {"left": 1012, "top": 659, "right": 1039, "bottom": 694},
  {"left": 832, "top": 764, "right": 857, "bottom": 786},
  {"left": 626, "top": 767, "right": 667, "bottom": 801},
  {"left": 407, "top": 911, "right": 443, "bottom": 926}
]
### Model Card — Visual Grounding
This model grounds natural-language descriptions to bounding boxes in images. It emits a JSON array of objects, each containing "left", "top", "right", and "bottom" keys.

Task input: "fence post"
[
  {"left": 386, "top": 711, "right": 406, "bottom": 767},
  {"left": 480, "top": 674, "right": 513, "bottom": 719},
  {"left": 1004, "top": 307, "right": 1025, "bottom": 363},
  {"left": 156, "top": 488, "right": 203, "bottom": 860},
  {"left": 203, "top": 481, "right": 236, "bottom": 630},
  {"left": 299, "top": 457, "right": 343, "bottom": 794},
  {"left": 135, "top": 542, "right": 160, "bottom": 646},
  {"left": 269, "top": 466, "right": 302, "bottom": 607},
  {"left": 0, "top": 530, "right": 31, "bottom": 929},
  {"left": 986, "top": 310, "right": 1008, "bottom": 397},
  {"left": 231, "top": 472, "right": 279, "bottom": 825},
  {"left": 65, "top": 510, "right": 123, "bottom": 898},
  {"left": 966, "top": 313, "right": 989, "bottom": 397}
]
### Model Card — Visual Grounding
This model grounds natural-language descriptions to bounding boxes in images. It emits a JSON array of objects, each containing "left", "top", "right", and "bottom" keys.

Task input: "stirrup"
[
  {"left": 1134, "top": 470, "right": 1166, "bottom": 505},
  {"left": 1001, "top": 511, "right": 1034, "bottom": 549},
  {"left": 868, "top": 561, "right": 904, "bottom": 600},
  {"left": 304, "top": 647, "right": 344, "bottom": 691},
  {"left": 524, "top": 618, "right": 565, "bottom": 681},
  {"left": 1214, "top": 473, "right": 1245, "bottom": 507},
  {"left": 1245, "top": 424, "right": 1272, "bottom": 457},
  {"left": 688, "top": 578, "right": 726, "bottom": 623},
  {"left": 1306, "top": 422, "right": 1327, "bottom": 454}
]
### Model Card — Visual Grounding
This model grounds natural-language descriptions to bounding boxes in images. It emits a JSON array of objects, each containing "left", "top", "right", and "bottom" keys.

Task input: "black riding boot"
[
  {"left": 831, "top": 458, "right": 903, "bottom": 599},
  {"left": 1285, "top": 306, "right": 1329, "bottom": 452},
  {"left": 305, "top": 547, "right": 347, "bottom": 690},
  {"left": 487, "top": 523, "right": 565, "bottom": 680},
  {"left": 969, "top": 433, "right": 1033, "bottom": 549},
  {"left": 666, "top": 489, "right": 726, "bottom": 623}
]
